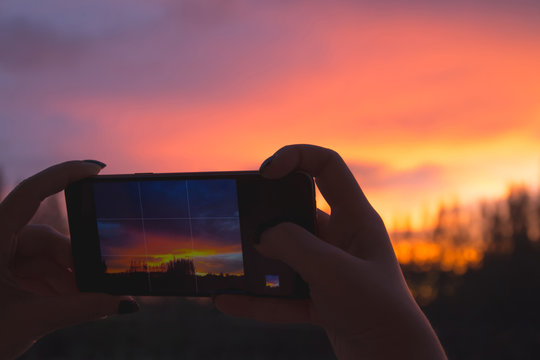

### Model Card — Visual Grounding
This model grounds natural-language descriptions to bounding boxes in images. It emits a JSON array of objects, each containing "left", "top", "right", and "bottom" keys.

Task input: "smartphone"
[{"left": 65, "top": 171, "right": 315, "bottom": 298}]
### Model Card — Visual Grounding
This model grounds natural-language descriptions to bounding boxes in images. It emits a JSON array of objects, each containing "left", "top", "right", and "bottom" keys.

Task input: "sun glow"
[{"left": 393, "top": 239, "right": 483, "bottom": 275}]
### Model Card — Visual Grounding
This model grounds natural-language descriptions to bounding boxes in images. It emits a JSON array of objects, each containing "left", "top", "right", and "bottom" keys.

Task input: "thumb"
[
  {"left": 256, "top": 222, "right": 356, "bottom": 286},
  {"left": 22, "top": 293, "right": 138, "bottom": 338}
]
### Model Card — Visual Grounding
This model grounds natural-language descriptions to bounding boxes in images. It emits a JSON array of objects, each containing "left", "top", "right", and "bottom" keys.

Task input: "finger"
[
  {"left": 21, "top": 293, "right": 138, "bottom": 338},
  {"left": 256, "top": 222, "right": 362, "bottom": 285},
  {"left": 259, "top": 145, "right": 371, "bottom": 215},
  {"left": 0, "top": 160, "right": 105, "bottom": 240},
  {"left": 16, "top": 224, "right": 73, "bottom": 268},
  {"left": 214, "top": 294, "right": 311, "bottom": 324},
  {"left": 11, "top": 258, "right": 77, "bottom": 295},
  {"left": 12, "top": 225, "right": 77, "bottom": 295},
  {"left": 11, "top": 256, "right": 67, "bottom": 280},
  {"left": 11, "top": 275, "right": 60, "bottom": 296}
]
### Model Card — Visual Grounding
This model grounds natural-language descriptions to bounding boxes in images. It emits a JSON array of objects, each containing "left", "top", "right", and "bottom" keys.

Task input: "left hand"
[{"left": 0, "top": 161, "right": 138, "bottom": 360}]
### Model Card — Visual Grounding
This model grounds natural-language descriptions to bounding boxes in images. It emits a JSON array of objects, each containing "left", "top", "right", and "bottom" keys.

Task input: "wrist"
[{"left": 329, "top": 304, "right": 446, "bottom": 360}]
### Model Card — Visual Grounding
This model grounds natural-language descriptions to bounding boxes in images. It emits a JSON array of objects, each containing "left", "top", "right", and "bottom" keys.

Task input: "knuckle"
[
  {"left": 281, "top": 144, "right": 297, "bottom": 152},
  {"left": 271, "top": 222, "right": 299, "bottom": 238},
  {"left": 277, "top": 221, "right": 298, "bottom": 232},
  {"left": 311, "top": 147, "right": 344, "bottom": 176},
  {"left": 13, "top": 177, "right": 41, "bottom": 201},
  {"left": 325, "top": 147, "right": 341, "bottom": 158},
  {"left": 275, "top": 144, "right": 294, "bottom": 157},
  {"left": 326, "top": 148, "right": 344, "bottom": 164}
]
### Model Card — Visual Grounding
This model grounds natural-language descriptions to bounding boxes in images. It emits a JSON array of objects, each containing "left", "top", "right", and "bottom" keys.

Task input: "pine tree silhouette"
[
  {"left": 507, "top": 185, "right": 532, "bottom": 255},
  {"left": 167, "top": 258, "right": 195, "bottom": 276}
]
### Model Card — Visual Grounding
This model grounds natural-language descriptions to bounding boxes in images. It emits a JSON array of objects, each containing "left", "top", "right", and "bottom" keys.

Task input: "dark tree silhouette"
[
  {"left": 167, "top": 258, "right": 195, "bottom": 276},
  {"left": 507, "top": 185, "right": 533, "bottom": 255},
  {"left": 419, "top": 184, "right": 540, "bottom": 359},
  {"left": 481, "top": 201, "right": 512, "bottom": 254}
]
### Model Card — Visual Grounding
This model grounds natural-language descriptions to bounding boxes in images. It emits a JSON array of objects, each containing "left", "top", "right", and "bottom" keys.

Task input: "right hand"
[{"left": 215, "top": 144, "right": 446, "bottom": 359}]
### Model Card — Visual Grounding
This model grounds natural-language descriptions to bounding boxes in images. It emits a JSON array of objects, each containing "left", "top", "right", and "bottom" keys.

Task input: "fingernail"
[
  {"left": 259, "top": 155, "right": 275, "bottom": 173},
  {"left": 254, "top": 226, "right": 269, "bottom": 244},
  {"left": 253, "top": 225, "right": 270, "bottom": 245},
  {"left": 118, "top": 300, "right": 139, "bottom": 314},
  {"left": 252, "top": 243, "right": 262, "bottom": 253},
  {"left": 83, "top": 159, "right": 107, "bottom": 168}
]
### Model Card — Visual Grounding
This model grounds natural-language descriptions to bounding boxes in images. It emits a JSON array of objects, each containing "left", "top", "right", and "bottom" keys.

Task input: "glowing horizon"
[{"left": 103, "top": 254, "right": 244, "bottom": 276}]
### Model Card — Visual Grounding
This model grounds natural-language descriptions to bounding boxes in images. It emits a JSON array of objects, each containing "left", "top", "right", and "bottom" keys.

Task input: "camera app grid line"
[{"left": 95, "top": 179, "right": 245, "bottom": 294}]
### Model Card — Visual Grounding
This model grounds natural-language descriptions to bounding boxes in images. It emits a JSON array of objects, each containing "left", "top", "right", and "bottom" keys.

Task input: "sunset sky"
[
  {"left": 94, "top": 178, "right": 244, "bottom": 275},
  {"left": 1, "top": 0, "right": 539, "bottom": 239}
]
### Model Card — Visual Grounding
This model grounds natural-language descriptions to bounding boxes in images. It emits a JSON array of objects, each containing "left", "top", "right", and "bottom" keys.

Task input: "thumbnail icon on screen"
[{"left": 265, "top": 275, "right": 280, "bottom": 288}]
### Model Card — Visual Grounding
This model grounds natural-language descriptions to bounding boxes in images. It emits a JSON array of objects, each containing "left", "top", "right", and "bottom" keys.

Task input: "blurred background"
[{"left": 1, "top": 0, "right": 539, "bottom": 358}]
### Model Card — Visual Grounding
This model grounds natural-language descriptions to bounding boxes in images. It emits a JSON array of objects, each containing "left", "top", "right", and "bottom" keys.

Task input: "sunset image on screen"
[
  {"left": 265, "top": 275, "right": 280, "bottom": 289},
  {"left": 93, "top": 178, "right": 244, "bottom": 294}
]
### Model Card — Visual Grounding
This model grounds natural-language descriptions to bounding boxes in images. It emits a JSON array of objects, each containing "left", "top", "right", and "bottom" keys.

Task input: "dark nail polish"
[
  {"left": 259, "top": 155, "right": 275, "bottom": 172},
  {"left": 118, "top": 300, "right": 139, "bottom": 314},
  {"left": 83, "top": 159, "right": 107, "bottom": 168}
]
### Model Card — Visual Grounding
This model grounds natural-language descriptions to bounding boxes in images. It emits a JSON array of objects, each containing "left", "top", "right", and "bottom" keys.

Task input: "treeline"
[
  {"left": 124, "top": 258, "right": 196, "bottom": 275},
  {"left": 401, "top": 184, "right": 540, "bottom": 359},
  {"left": 401, "top": 184, "right": 540, "bottom": 304}
]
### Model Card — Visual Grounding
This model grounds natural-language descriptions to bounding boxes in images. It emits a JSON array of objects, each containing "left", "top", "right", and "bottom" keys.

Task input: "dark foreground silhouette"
[
  {"left": 403, "top": 185, "right": 540, "bottom": 359},
  {"left": 5, "top": 168, "right": 539, "bottom": 359}
]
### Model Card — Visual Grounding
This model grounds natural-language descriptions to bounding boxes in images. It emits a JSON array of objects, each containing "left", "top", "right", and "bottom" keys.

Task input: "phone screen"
[
  {"left": 66, "top": 172, "right": 315, "bottom": 297},
  {"left": 94, "top": 178, "right": 244, "bottom": 295}
]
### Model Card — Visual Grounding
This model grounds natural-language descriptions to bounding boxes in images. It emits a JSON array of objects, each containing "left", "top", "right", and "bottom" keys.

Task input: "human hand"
[
  {"left": 0, "top": 161, "right": 139, "bottom": 360},
  {"left": 215, "top": 145, "right": 446, "bottom": 359}
]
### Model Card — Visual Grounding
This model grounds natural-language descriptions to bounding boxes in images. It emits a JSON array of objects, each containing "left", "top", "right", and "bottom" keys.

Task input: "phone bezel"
[{"left": 65, "top": 171, "right": 315, "bottom": 298}]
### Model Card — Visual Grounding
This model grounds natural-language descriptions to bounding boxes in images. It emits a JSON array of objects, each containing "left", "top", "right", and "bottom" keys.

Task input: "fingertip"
[
  {"left": 89, "top": 294, "right": 139, "bottom": 316},
  {"left": 82, "top": 159, "right": 107, "bottom": 169},
  {"left": 257, "top": 222, "right": 299, "bottom": 258},
  {"left": 82, "top": 293, "right": 137, "bottom": 316},
  {"left": 79, "top": 160, "right": 106, "bottom": 177},
  {"left": 118, "top": 299, "right": 140, "bottom": 315},
  {"left": 259, "top": 146, "right": 299, "bottom": 179},
  {"left": 259, "top": 154, "right": 275, "bottom": 174},
  {"left": 212, "top": 294, "right": 243, "bottom": 315},
  {"left": 252, "top": 243, "right": 262, "bottom": 253},
  {"left": 118, "top": 295, "right": 136, "bottom": 302},
  {"left": 255, "top": 226, "right": 277, "bottom": 258}
]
